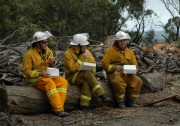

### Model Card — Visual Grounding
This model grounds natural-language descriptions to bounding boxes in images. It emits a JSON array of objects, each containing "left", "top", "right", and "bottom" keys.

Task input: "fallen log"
[
  {"left": 0, "top": 85, "right": 51, "bottom": 114},
  {"left": 140, "top": 94, "right": 176, "bottom": 106},
  {"left": 167, "top": 69, "right": 180, "bottom": 73},
  {"left": 167, "top": 82, "right": 180, "bottom": 87},
  {"left": 174, "top": 96, "right": 180, "bottom": 101},
  {"left": 0, "top": 82, "right": 114, "bottom": 114},
  {"left": 142, "top": 57, "right": 154, "bottom": 66},
  {"left": 137, "top": 91, "right": 177, "bottom": 106},
  {"left": 0, "top": 73, "right": 170, "bottom": 114}
]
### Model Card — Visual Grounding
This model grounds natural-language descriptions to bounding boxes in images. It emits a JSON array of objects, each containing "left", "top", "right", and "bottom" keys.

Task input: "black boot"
[
  {"left": 80, "top": 105, "right": 89, "bottom": 111},
  {"left": 118, "top": 102, "right": 126, "bottom": 109},
  {"left": 55, "top": 110, "right": 69, "bottom": 118},
  {"left": 126, "top": 100, "right": 139, "bottom": 107},
  {"left": 99, "top": 94, "right": 111, "bottom": 102}
]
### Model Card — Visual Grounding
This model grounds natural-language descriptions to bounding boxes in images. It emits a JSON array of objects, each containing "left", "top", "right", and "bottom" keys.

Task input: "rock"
[{"left": 140, "top": 71, "right": 166, "bottom": 93}]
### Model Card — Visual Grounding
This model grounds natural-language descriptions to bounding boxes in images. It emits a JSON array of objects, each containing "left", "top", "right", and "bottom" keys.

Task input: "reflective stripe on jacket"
[{"left": 22, "top": 47, "right": 54, "bottom": 86}]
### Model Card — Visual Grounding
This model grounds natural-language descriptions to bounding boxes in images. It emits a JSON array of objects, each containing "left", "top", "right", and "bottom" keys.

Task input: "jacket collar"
[{"left": 113, "top": 45, "right": 130, "bottom": 60}]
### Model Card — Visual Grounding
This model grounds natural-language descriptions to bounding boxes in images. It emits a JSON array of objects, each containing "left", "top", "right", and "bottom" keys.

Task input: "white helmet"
[
  {"left": 31, "top": 31, "right": 53, "bottom": 43},
  {"left": 114, "top": 31, "right": 131, "bottom": 41},
  {"left": 70, "top": 33, "right": 89, "bottom": 46},
  {"left": 125, "top": 33, "right": 131, "bottom": 41}
]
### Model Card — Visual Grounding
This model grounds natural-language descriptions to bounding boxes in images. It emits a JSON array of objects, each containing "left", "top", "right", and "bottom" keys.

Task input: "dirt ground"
[
  {"left": 1, "top": 101, "right": 179, "bottom": 126},
  {"left": 0, "top": 74, "right": 180, "bottom": 126}
]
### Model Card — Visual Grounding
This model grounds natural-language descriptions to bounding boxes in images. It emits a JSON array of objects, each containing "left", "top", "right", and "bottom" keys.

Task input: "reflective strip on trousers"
[
  {"left": 92, "top": 84, "right": 101, "bottom": 93},
  {"left": 47, "top": 89, "right": 58, "bottom": 97},
  {"left": 80, "top": 95, "right": 91, "bottom": 101},
  {"left": 108, "top": 65, "right": 113, "bottom": 72},
  {"left": 118, "top": 94, "right": 125, "bottom": 100},
  {"left": 72, "top": 72, "right": 79, "bottom": 84},
  {"left": 64, "top": 69, "right": 71, "bottom": 76},
  {"left": 57, "top": 88, "right": 67, "bottom": 93},
  {"left": 130, "top": 93, "right": 138, "bottom": 99}
]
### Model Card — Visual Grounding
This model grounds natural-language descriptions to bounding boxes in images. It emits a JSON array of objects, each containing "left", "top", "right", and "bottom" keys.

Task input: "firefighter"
[
  {"left": 22, "top": 31, "right": 69, "bottom": 117},
  {"left": 64, "top": 33, "right": 110, "bottom": 110},
  {"left": 101, "top": 31, "right": 143, "bottom": 109}
]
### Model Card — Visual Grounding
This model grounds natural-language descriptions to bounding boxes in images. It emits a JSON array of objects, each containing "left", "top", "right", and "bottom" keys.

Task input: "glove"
[
  {"left": 48, "top": 57, "right": 55, "bottom": 64},
  {"left": 82, "top": 52, "right": 89, "bottom": 57},
  {"left": 39, "top": 72, "right": 50, "bottom": 77},
  {"left": 115, "top": 65, "right": 123, "bottom": 72}
]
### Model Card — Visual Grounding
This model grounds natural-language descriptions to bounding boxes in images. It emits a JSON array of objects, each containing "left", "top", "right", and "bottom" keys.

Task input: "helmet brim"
[
  {"left": 69, "top": 41, "right": 78, "bottom": 45},
  {"left": 31, "top": 36, "right": 48, "bottom": 43},
  {"left": 80, "top": 41, "right": 89, "bottom": 45}
]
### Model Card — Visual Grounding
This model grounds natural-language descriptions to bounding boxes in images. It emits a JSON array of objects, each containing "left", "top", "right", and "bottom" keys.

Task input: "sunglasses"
[{"left": 39, "top": 41, "right": 48, "bottom": 44}]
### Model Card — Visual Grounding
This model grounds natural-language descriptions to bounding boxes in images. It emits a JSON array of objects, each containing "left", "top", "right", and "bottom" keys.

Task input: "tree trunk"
[
  {"left": 0, "top": 82, "right": 114, "bottom": 114},
  {"left": 0, "top": 85, "right": 51, "bottom": 114},
  {"left": 0, "top": 72, "right": 168, "bottom": 114}
]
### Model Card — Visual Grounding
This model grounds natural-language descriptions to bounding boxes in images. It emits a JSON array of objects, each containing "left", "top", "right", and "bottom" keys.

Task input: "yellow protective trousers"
[
  {"left": 67, "top": 70, "right": 104, "bottom": 106},
  {"left": 36, "top": 76, "right": 68, "bottom": 112},
  {"left": 107, "top": 71, "right": 142, "bottom": 102}
]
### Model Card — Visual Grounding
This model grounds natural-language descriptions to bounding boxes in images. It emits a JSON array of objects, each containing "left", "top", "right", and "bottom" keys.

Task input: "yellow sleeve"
[
  {"left": 64, "top": 50, "right": 82, "bottom": 73},
  {"left": 22, "top": 52, "right": 40, "bottom": 78},
  {"left": 101, "top": 48, "right": 116, "bottom": 73}
]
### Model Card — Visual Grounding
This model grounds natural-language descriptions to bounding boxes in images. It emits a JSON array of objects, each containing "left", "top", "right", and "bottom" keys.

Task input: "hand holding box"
[
  {"left": 46, "top": 67, "right": 59, "bottom": 76},
  {"left": 79, "top": 62, "right": 96, "bottom": 71}
]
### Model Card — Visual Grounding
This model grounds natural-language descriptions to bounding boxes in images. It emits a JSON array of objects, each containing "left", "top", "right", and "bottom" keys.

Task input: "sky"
[
  {"left": 146, "top": 0, "right": 178, "bottom": 30},
  {"left": 124, "top": 0, "right": 179, "bottom": 31}
]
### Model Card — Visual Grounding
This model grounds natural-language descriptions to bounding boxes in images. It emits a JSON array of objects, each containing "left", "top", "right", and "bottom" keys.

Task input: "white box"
[
  {"left": 79, "top": 62, "right": 96, "bottom": 71},
  {"left": 123, "top": 65, "right": 137, "bottom": 74},
  {"left": 46, "top": 67, "right": 59, "bottom": 76}
]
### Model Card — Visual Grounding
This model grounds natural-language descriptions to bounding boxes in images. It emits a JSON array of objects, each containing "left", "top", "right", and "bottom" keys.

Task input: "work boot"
[
  {"left": 126, "top": 100, "right": 139, "bottom": 107},
  {"left": 118, "top": 102, "right": 126, "bottom": 109},
  {"left": 80, "top": 105, "right": 89, "bottom": 111},
  {"left": 55, "top": 110, "right": 69, "bottom": 118},
  {"left": 99, "top": 94, "right": 111, "bottom": 103}
]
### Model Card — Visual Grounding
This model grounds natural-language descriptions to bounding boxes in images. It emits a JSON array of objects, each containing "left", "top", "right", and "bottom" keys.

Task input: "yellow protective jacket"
[
  {"left": 102, "top": 45, "right": 137, "bottom": 73},
  {"left": 22, "top": 46, "right": 54, "bottom": 85},
  {"left": 64, "top": 47, "right": 96, "bottom": 83}
]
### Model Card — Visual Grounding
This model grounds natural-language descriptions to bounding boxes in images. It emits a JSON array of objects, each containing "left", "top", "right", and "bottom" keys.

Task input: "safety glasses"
[{"left": 39, "top": 41, "right": 48, "bottom": 44}]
